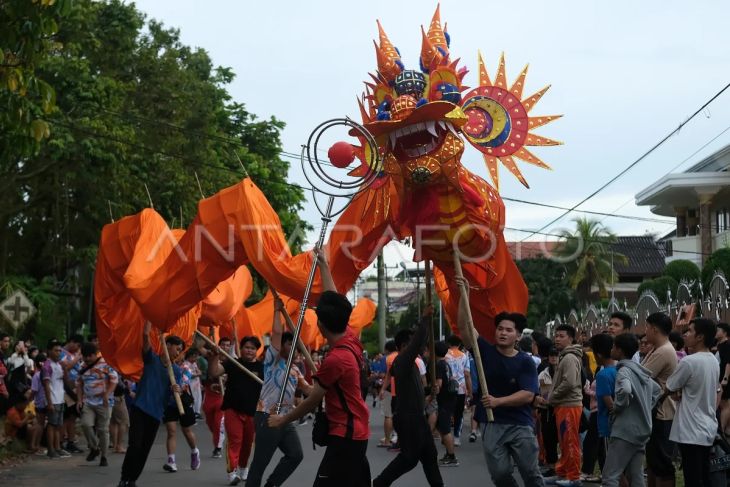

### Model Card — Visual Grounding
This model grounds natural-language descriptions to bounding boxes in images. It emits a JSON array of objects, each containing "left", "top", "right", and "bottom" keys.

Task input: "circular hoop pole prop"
[
  {"left": 452, "top": 252, "right": 494, "bottom": 422},
  {"left": 195, "top": 330, "right": 263, "bottom": 385},
  {"left": 160, "top": 332, "right": 185, "bottom": 415},
  {"left": 270, "top": 288, "right": 318, "bottom": 373},
  {"left": 275, "top": 118, "right": 381, "bottom": 414},
  {"left": 275, "top": 197, "right": 333, "bottom": 414}
]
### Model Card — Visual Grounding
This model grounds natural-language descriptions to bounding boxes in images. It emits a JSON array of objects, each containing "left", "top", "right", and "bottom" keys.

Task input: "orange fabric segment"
[
  {"left": 200, "top": 265, "right": 253, "bottom": 326},
  {"left": 432, "top": 233, "right": 528, "bottom": 341},
  {"left": 348, "top": 297, "right": 377, "bottom": 333},
  {"left": 94, "top": 210, "right": 201, "bottom": 379}
]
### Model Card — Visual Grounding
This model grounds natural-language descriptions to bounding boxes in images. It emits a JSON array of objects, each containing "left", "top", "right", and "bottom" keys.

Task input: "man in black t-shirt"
[
  {"left": 209, "top": 336, "right": 264, "bottom": 485},
  {"left": 373, "top": 306, "right": 444, "bottom": 487},
  {"left": 434, "top": 341, "right": 458, "bottom": 467}
]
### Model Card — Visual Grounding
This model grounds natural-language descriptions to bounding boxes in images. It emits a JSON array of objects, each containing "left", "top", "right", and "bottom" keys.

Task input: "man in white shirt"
[
  {"left": 666, "top": 318, "right": 719, "bottom": 487},
  {"left": 43, "top": 340, "right": 70, "bottom": 459}
]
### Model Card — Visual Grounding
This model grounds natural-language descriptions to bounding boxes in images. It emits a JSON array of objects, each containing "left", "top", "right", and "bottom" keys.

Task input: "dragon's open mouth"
[{"left": 388, "top": 121, "right": 458, "bottom": 160}]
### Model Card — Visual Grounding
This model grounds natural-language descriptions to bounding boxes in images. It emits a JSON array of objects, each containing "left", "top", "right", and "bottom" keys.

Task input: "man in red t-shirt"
[{"left": 269, "top": 250, "right": 371, "bottom": 486}]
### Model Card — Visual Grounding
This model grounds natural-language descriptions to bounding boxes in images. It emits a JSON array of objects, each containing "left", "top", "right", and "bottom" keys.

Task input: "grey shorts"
[{"left": 47, "top": 403, "right": 65, "bottom": 426}]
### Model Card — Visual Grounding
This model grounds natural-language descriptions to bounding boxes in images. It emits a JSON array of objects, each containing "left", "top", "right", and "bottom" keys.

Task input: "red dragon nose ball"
[{"left": 328, "top": 141, "right": 356, "bottom": 168}]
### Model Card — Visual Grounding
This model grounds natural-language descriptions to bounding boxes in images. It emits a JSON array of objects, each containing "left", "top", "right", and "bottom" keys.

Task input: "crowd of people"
[{"left": 3, "top": 272, "right": 730, "bottom": 487}]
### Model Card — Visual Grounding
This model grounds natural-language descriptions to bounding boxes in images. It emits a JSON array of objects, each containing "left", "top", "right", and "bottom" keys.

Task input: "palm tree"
[{"left": 553, "top": 217, "right": 627, "bottom": 306}]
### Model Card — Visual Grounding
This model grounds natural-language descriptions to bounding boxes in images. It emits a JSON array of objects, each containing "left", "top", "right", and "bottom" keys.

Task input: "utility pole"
[{"left": 377, "top": 251, "right": 387, "bottom": 352}]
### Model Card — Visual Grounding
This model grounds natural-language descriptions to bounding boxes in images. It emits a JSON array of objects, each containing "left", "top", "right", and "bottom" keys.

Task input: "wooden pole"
[
  {"left": 195, "top": 330, "right": 263, "bottom": 385},
  {"left": 270, "top": 289, "right": 317, "bottom": 373},
  {"left": 424, "top": 259, "right": 436, "bottom": 387},
  {"left": 452, "top": 252, "right": 494, "bottom": 422},
  {"left": 160, "top": 333, "right": 185, "bottom": 415},
  {"left": 231, "top": 318, "right": 241, "bottom": 358}
]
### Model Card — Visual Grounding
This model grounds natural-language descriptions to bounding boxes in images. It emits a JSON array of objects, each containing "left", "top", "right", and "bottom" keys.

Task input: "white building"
[{"left": 636, "top": 143, "right": 730, "bottom": 267}]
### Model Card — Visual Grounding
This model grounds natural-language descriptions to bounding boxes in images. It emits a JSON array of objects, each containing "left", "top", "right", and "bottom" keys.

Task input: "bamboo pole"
[
  {"left": 195, "top": 330, "right": 263, "bottom": 385},
  {"left": 424, "top": 259, "right": 436, "bottom": 388},
  {"left": 452, "top": 252, "right": 494, "bottom": 422},
  {"left": 231, "top": 318, "right": 241, "bottom": 358},
  {"left": 160, "top": 333, "right": 185, "bottom": 415},
  {"left": 270, "top": 289, "right": 317, "bottom": 373}
]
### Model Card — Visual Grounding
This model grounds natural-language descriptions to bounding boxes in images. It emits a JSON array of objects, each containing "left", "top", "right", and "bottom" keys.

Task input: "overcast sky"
[{"left": 132, "top": 0, "right": 730, "bottom": 271}]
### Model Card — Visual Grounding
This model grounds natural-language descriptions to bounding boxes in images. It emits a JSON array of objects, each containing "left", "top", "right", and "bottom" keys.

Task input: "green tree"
[
  {"left": 0, "top": 0, "right": 71, "bottom": 162},
  {"left": 702, "top": 248, "right": 730, "bottom": 291},
  {"left": 663, "top": 259, "right": 700, "bottom": 284},
  {"left": 637, "top": 276, "right": 678, "bottom": 304},
  {"left": 516, "top": 258, "right": 575, "bottom": 331},
  {"left": 553, "top": 217, "right": 627, "bottom": 306},
  {"left": 2, "top": 0, "right": 308, "bottom": 335}
]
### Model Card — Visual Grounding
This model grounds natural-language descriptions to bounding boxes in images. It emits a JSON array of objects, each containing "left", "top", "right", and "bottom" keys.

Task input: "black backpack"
[
  {"left": 312, "top": 347, "right": 362, "bottom": 448},
  {"left": 444, "top": 361, "right": 459, "bottom": 395}
]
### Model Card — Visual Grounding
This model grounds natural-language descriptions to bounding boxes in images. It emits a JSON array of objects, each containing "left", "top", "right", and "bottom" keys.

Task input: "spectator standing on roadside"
[
  {"left": 666, "top": 318, "right": 719, "bottom": 487},
  {"left": 642, "top": 312, "right": 678, "bottom": 487}
]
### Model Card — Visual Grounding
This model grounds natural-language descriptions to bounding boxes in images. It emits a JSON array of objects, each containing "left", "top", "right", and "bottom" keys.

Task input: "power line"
[
  {"left": 58, "top": 115, "right": 683, "bottom": 227},
  {"left": 600, "top": 122, "right": 730, "bottom": 224},
  {"left": 502, "top": 196, "right": 673, "bottom": 225},
  {"left": 520, "top": 81, "right": 730, "bottom": 242},
  {"left": 48, "top": 118, "right": 724, "bottom": 255},
  {"left": 98, "top": 108, "right": 324, "bottom": 162}
]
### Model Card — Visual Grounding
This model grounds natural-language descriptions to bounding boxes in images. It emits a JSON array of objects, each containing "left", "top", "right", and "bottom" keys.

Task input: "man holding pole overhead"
[
  {"left": 245, "top": 297, "right": 311, "bottom": 487},
  {"left": 268, "top": 249, "right": 371, "bottom": 486},
  {"left": 117, "top": 321, "right": 185, "bottom": 487}
]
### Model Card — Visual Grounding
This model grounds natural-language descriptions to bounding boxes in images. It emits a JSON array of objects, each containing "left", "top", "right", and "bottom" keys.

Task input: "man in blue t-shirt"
[
  {"left": 591, "top": 333, "right": 617, "bottom": 467},
  {"left": 471, "top": 311, "right": 544, "bottom": 486},
  {"left": 118, "top": 321, "right": 185, "bottom": 487}
]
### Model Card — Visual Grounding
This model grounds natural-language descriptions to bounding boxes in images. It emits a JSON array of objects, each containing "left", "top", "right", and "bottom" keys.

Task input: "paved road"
[{"left": 2, "top": 404, "right": 522, "bottom": 486}]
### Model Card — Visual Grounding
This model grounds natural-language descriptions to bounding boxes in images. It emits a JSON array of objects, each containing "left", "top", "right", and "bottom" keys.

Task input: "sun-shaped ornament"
[{"left": 461, "top": 51, "right": 562, "bottom": 190}]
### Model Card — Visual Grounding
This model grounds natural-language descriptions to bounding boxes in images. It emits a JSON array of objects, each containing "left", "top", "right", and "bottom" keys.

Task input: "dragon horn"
[
  {"left": 426, "top": 4, "right": 449, "bottom": 57},
  {"left": 375, "top": 20, "right": 403, "bottom": 82}
]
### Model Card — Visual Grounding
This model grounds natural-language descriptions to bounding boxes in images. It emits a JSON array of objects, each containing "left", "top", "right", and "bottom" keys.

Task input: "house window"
[{"left": 717, "top": 209, "right": 729, "bottom": 233}]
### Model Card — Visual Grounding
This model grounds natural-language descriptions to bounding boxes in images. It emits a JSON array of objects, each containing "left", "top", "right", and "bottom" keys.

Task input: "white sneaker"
[
  {"left": 453, "top": 437, "right": 461, "bottom": 446},
  {"left": 228, "top": 470, "right": 241, "bottom": 485},
  {"left": 239, "top": 467, "right": 249, "bottom": 481},
  {"left": 163, "top": 462, "right": 178, "bottom": 473}
]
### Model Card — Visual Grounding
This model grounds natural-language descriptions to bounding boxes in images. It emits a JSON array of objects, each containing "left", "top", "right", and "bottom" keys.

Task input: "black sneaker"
[
  {"left": 117, "top": 482, "right": 137, "bottom": 487},
  {"left": 212, "top": 447, "right": 222, "bottom": 458},
  {"left": 438, "top": 454, "right": 459, "bottom": 467},
  {"left": 100, "top": 457, "right": 108, "bottom": 467},
  {"left": 66, "top": 442, "right": 84, "bottom": 454},
  {"left": 86, "top": 448, "right": 100, "bottom": 462},
  {"left": 469, "top": 432, "right": 477, "bottom": 443}
]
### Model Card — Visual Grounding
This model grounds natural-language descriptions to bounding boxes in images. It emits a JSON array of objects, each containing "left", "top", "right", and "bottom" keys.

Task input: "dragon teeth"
[
  {"left": 446, "top": 122, "right": 459, "bottom": 137},
  {"left": 426, "top": 121, "right": 438, "bottom": 137}
]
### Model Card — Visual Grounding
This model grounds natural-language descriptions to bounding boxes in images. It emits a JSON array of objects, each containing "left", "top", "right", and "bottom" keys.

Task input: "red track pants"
[
  {"left": 555, "top": 406, "right": 582, "bottom": 481},
  {"left": 224, "top": 410, "right": 255, "bottom": 472},
  {"left": 202, "top": 391, "right": 224, "bottom": 447}
]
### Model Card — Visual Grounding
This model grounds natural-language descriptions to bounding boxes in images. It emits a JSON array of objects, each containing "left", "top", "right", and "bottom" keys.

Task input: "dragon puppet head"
[{"left": 353, "top": 4, "right": 561, "bottom": 192}]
